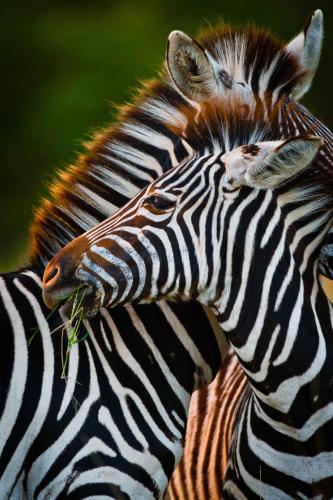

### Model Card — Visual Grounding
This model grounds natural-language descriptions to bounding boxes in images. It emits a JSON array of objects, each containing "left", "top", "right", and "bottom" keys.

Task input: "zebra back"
[{"left": 0, "top": 269, "right": 224, "bottom": 497}]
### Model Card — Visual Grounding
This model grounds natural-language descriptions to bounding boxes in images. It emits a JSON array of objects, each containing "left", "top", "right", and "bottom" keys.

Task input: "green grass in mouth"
[
  {"left": 29, "top": 288, "right": 90, "bottom": 380},
  {"left": 60, "top": 288, "right": 90, "bottom": 379}
]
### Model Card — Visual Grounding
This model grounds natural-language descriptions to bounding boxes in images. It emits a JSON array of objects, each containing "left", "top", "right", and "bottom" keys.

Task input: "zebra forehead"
[{"left": 196, "top": 23, "right": 305, "bottom": 92}]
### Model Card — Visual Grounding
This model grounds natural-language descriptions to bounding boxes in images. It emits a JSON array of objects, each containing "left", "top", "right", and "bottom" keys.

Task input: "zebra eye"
[{"left": 144, "top": 195, "right": 175, "bottom": 211}]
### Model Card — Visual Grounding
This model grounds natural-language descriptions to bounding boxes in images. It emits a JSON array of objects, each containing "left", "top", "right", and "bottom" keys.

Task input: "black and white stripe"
[
  {"left": 0, "top": 269, "right": 223, "bottom": 498},
  {"left": 3, "top": 11, "right": 332, "bottom": 498},
  {"left": 46, "top": 130, "right": 333, "bottom": 497}
]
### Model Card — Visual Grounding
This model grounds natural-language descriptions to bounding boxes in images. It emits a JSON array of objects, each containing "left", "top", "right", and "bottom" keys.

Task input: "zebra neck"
[
  {"left": 215, "top": 251, "right": 333, "bottom": 420},
  {"left": 225, "top": 271, "right": 333, "bottom": 495},
  {"left": 212, "top": 184, "right": 333, "bottom": 418}
]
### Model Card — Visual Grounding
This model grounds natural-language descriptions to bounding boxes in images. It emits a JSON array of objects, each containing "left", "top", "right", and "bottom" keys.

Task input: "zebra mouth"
[
  {"left": 59, "top": 285, "right": 101, "bottom": 320},
  {"left": 42, "top": 283, "right": 101, "bottom": 319}
]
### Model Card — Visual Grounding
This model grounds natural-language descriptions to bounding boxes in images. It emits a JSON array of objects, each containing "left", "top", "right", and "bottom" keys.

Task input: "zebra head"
[
  {"left": 42, "top": 134, "right": 328, "bottom": 319},
  {"left": 165, "top": 10, "right": 323, "bottom": 104}
]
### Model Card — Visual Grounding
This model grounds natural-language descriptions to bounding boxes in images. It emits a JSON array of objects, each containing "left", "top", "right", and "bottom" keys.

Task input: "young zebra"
[
  {"left": 42, "top": 101, "right": 333, "bottom": 499},
  {"left": 2, "top": 10, "right": 330, "bottom": 498}
]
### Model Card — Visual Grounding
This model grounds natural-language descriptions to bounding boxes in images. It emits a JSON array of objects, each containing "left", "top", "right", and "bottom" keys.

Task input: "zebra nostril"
[{"left": 43, "top": 264, "right": 61, "bottom": 287}]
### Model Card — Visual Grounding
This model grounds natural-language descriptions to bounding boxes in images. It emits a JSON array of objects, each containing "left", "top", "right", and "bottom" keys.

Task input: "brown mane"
[
  {"left": 198, "top": 24, "right": 305, "bottom": 96},
  {"left": 166, "top": 97, "right": 281, "bottom": 153},
  {"left": 29, "top": 79, "right": 182, "bottom": 264}
]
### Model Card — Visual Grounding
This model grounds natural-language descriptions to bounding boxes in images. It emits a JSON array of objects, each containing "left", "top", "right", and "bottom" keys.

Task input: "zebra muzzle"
[
  {"left": 42, "top": 280, "right": 100, "bottom": 318},
  {"left": 42, "top": 234, "right": 102, "bottom": 317}
]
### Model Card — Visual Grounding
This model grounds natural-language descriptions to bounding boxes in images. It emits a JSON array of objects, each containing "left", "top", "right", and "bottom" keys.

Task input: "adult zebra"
[
  {"left": 2, "top": 10, "right": 330, "bottom": 498},
  {"left": 42, "top": 98, "right": 333, "bottom": 499}
]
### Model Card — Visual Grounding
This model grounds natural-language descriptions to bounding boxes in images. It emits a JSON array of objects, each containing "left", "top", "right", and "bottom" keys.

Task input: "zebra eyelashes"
[{"left": 143, "top": 194, "right": 177, "bottom": 212}]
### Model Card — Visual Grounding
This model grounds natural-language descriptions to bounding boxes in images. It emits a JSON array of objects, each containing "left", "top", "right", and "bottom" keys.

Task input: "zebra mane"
[
  {"left": 28, "top": 22, "right": 307, "bottom": 267},
  {"left": 29, "top": 81, "right": 187, "bottom": 266},
  {"left": 165, "top": 98, "right": 280, "bottom": 153},
  {"left": 196, "top": 24, "right": 305, "bottom": 97}
]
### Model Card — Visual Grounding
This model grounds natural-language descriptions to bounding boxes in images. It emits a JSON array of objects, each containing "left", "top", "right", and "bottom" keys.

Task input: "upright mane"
[
  {"left": 28, "top": 23, "right": 306, "bottom": 267},
  {"left": 197, "top": 24, "right": 304, "bottom": 96},
  {"left": 166, "top": 98, "right": 280, "bottom": 153}
]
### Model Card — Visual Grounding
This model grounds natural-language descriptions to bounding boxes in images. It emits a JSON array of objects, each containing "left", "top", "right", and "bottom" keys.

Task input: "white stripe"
[
  {"left": 78, "top": 183, "right": 118, "bottom": 215},
  {"left": 0, "top": 279, "right": 54, "bottom": 495},
  {"left": 254, "top": 399, "right": 333, "bottom": 442},
  {"left": 37, "top": 437, "right": 117, "bottom": 499},
  {"left": 69, "top": 464, "right": 154, "bottom": 498},
  {"left": 247, "top": 402, "right": 333, "bottom": 482},
  {"left": 0, "top": 278, "right": 28, "bottom": 459},
  {"left": 27, "top": 343, "right": 99, "bottom": 495}
]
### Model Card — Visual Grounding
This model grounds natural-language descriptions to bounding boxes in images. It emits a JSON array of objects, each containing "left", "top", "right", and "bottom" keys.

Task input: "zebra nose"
[
  {"left": 43, "top": 250, "right": 77, "bottom": 289},
  {"left": 42, "top": 235, "right": 90, "bottom": 309},
  {"left": 43, "top": 261, "right": 61, "bottom": 288},
  {"left": 42, "top": 255, "right": 77, "bottom": 310}
]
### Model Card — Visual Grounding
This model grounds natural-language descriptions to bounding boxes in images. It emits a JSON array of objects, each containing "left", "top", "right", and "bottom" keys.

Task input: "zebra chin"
[
  {"left": 42, "top": 284, "right": 97, "bottom": 318},
  {"left": 42, "top": 278, "right": 102, "bottom": 319}
]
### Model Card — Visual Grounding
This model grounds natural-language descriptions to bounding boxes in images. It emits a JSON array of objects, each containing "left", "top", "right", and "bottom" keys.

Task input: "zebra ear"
[
  {"left": 167, "top": 30, "right": 232, "bottom": 102},
  {"left": 243, "top": 136, "right": 323, "bottom": 189},
  {"left": 286, "top": 9, "right": 323, "bottom": 100}
]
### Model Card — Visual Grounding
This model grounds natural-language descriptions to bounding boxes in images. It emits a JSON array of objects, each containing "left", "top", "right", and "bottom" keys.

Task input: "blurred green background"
[{"left": 1, "top": 0, "right": 332, "bottom": 272}]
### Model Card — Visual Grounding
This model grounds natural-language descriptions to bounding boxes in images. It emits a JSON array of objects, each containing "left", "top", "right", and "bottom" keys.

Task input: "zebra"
[
  {"left": 3, "top": 10, "right": 330, "bottom": 498},
  {"left": 1, "top": 270, "right": 226, "bottom": 498},
  {"left": 41, "top": 101, "right": 333, "bottom": 500},
  {"left": 167, "top": 348, "right": 247, "bottom": 499}
]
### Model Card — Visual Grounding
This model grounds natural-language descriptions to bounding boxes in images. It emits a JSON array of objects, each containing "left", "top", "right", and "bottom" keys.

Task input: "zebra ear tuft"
[
  {"left": 243, "top": 136, "right": 323, "bottom": 189},
  {"left": 167, "top": 30, "right": 231, "bottom": 102},
  {"left": 286, "top": 9, "right": 323, "bottom": 100}
]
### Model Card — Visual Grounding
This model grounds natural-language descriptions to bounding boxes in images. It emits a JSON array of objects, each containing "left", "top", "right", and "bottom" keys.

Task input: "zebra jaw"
[
  {"left": 61, "top": 285, "right": 101, "bottom": 320},
  {"left": 42, "top": 283, "right": 100, "bottom": 319}
]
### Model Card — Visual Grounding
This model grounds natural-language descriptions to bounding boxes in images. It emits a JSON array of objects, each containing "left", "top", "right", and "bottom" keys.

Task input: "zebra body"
[
  {"left": 3, "top": 10, "right": 332, "bottom": 497},
  {"left": 167, "top": 349, "right": 247, "bottom": 499},
  {"left": 0, "top": 268, "right": 224, "bottom": 498}
]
